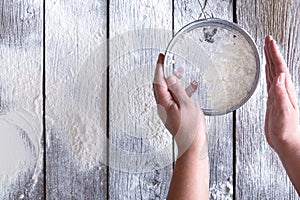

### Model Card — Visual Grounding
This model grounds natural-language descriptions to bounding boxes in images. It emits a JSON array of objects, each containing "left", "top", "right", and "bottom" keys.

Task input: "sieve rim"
[{"left": 164, "top": 18, "right": 261, "bottom": 116}]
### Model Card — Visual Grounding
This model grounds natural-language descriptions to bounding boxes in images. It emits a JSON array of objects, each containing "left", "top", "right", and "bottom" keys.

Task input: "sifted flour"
[
  {"left": 210, "top": 176, "right": 233, "bottom": 200},
  {"left": 0, "top": 111, "right": 41, "bottom": 199},
  {"left": 0, "top": 0, "right": 42, "bottom": 196},
  {"left": 45, "top": 0, "right": 174, "bottom": 172}
]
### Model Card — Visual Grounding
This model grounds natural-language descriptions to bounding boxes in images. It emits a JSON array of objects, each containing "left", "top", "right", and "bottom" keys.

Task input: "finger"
[
  {"left": 153, "top": 54, "right": 173, "bottom": 107},
  {"left": 265, "top": 64, "right": 271, "bottom": 92},
  {"left": 153, "top": 53, "right": 167, "bottom": 87},
  {"left": 265, "top": 35, "right": 275, "bottom": 81},
  {"left": 267, "top": 84, "right": 275, "bottom": 105},
  {"left": 174, "top": 66, "right": 184, "bottom": 79},
  {"left": 285, "top": 75, "right": 298, "bottom": 109},
  {"left": 267, "top": 39, "right": 298, "bottom": 109},
  {"left": 185, "top": 80, "right": 198, "bottom": 97},
  {"left": 274, "top": 73, "right": 292, "bottom": 108},
  {"left": 264, "top": 43, "right": 274, "bottom": 81},
  {"left": 269, "top": 39, "right": 288, "bottom": 75},
  {"left": 264, "top": 47, "right": 274, "bottom": 84},
  {"left": 166, "top": 75, "right": 190, "bottom": 105}
]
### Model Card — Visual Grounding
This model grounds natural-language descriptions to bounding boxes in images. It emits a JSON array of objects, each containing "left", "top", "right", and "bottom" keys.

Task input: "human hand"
[
  {"left": 153, "top": 53, "right": 207, "bottom": 157},
  {"left": 264, "top": 35, "right": 300, "bottom": 154}
]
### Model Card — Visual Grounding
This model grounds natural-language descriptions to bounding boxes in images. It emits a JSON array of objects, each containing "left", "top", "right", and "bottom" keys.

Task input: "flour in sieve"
[
  {"left": 165, "top": 25, "right": 257, "bottom": 113},
  {"left": 200, "top": 26, "right": 257, "bottom": 111}
]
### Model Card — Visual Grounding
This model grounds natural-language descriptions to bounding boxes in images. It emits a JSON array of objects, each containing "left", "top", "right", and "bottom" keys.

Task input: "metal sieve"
[{"left": 164, "top": 18, "right": 260, "bottom": 116}]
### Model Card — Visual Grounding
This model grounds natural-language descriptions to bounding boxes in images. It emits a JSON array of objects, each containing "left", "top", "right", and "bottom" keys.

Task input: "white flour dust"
[
  {"left": 0, "top": 111, "right": 41, "bottom": 199},
  {"left": 0, "top": 49, "right": 42, "bottom": 198},
  {"left": 0, "top": 0, "right": 42, "bottom": 195},
  {"left": 210, "top": 176, "right": 233, "bottom": 200},
  {"left": 200, "top": 26, "right": 257, "bottom": 111},
  {"left": 0, "top": 121, "right": 29, "bottom": 177},
  {"left": 110, "top": 57, "right": 169, "bottom": 139},
  {"left": 108, "top": 49, "right": 173, "bottom": 172},
  {"left": 45, "top": 0, "right": 107, "bottom": 169},
  {"left": 45, "top": 0, "right": 174, "bottom": 172}
]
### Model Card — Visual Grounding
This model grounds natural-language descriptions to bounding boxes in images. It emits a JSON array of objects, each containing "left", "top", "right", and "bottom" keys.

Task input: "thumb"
[
  {"left": 166, "top": 75, "right": 189, "bottom": 105},
  {"left": 274, "top": 73, "right": 290, "bottom": 106}
]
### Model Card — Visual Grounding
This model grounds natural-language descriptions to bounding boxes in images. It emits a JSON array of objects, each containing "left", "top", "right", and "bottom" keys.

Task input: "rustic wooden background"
[{"left": 1, "top": 0, "right": 300, "bottom": 199}]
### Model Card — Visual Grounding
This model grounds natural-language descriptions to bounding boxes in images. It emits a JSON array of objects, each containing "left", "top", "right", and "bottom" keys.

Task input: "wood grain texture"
[
  {"left": 173, "top": 0, "right": 234, "bottom": 198},
  {"left": 108, "top": 0, "right": 173, "bottom": 199},
  {"left": 45, "top": 0, "right": 108, "bottom": 199},
  {"left": 2, "top": 0, "right": 299, "bottom": 199},
  {"left": 0, "top": 0, "right": 44, "bottom": 199},
  {"left": 236, "top": 0, "right": 300, "bottom": 199}
]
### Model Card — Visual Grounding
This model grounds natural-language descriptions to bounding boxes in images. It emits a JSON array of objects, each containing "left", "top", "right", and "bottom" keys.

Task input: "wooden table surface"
[{"left": 1, "top": 0, "right": 300, "bottom": 199}]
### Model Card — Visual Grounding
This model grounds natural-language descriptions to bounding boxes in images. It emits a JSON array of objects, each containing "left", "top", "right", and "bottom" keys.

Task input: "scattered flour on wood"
[
  {"left": 210, "top": 176, "right": 233, "bottom": 200},
  {"left": 0, "top": 111, "right": 41, "bottom": 199},
  {"left": 45, "top": 0, "right": 107, "bottom": 170},
  {"left": 45, "top": 0, "right": 174, "bottom": 172},
  {"left": 0, "top": 48, "right": 42, "bottom": 196},
  {"left": 0, "top": 1, "right": 42, "bottom": 194},
  {"left": 109, "top": 49, "right": 173, "bottom": 172}
]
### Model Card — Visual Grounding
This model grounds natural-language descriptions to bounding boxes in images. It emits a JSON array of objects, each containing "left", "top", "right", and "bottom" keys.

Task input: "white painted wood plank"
[
  {"left": 0, "top": 0, "right": 44, "bottom": 199},
  {"left": 45, "top": 0, "right": 108, "bottom": 199},
  {"left": 173, "top": 0, "right": 234, "bottom": 199},
  {"left": 108, "top": 0, "right": 173, "bottom": 199},
  {"left": 236, "top": 0, "right": 300, "bottom": 199}
]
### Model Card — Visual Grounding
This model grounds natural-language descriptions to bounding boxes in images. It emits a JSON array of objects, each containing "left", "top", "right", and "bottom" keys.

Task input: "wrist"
[
  {"left": 175, "top": 131, "right": 208, "bottom": 159},
  {"left": 275, "top": 134, "right": 300, "bottom": 159}
]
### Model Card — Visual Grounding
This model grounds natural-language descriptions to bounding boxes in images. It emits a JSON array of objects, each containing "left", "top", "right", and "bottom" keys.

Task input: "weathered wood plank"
[
  {"left": 45, "top": 0, "right": 108, "bottom": 199},
  {"left": 236, "top": 0, "right": 300, "bottom": 199},
  {"left": 0, "top": 0, "right": 44, "bottom": 199},
  {"left": 173, "top": 0, "right": 234, "bottom": 199},
  {"left": 108, "top": 0, "right": 173, "bottom": 199}
]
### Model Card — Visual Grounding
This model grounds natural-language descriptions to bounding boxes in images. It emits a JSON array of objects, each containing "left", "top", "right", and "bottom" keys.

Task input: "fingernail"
[
  {"left": 278, "top": 73, "right": 285, "bottom": 84},
  {"left": 174, "top": 67, "right": 184, "bottom": 78},
  {"left": 269, "top": 39, "right": 275, "bottom": 47},
  {"left": 177, "top": 66, "right": 184, "bottom": 73},
  {"left": 157, "top": 53, "right": 164, "bottom": 64},
  {"left": 167, "top": 75, "right": 177, "bottom": 85},
  {"left": 269, "top": 35, "right": 273, "bottom": 40},
  {"left": 191, "top": 81, "right": 198, "bottom": 90}
]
